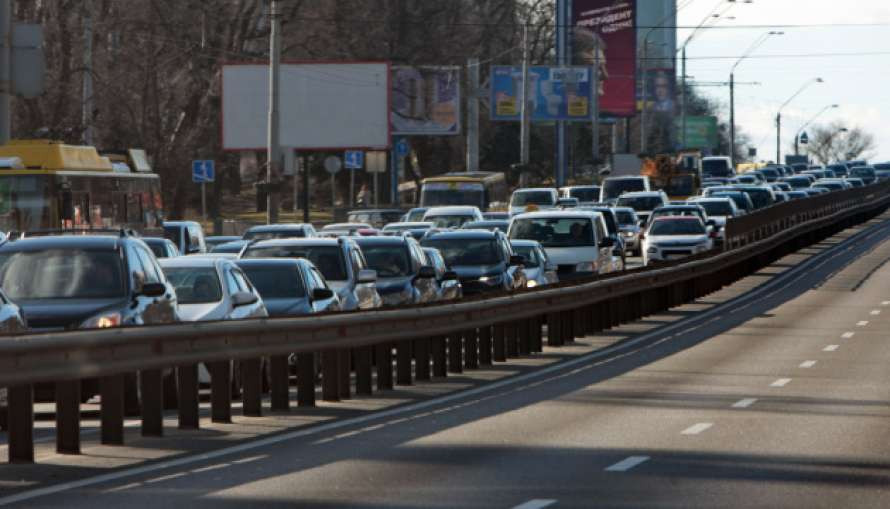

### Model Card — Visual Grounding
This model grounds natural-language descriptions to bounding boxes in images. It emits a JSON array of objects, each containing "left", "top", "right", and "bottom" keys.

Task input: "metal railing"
[{"left": 2, "top": 181, "right": 889, "bottom": 464}]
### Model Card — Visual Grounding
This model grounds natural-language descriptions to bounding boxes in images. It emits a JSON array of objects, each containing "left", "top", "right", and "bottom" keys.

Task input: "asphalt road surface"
[{"left": 9, "top": 218, "right": 890, "bottom": 508}]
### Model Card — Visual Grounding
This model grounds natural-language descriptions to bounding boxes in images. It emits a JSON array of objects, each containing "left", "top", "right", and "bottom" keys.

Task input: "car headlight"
[
  {"left": 575, "top": 262, "right": 595, "bottom": 273},
  {"left": 478, "top": 274, "right": 502, "bottom": 285},
  {"left": 81, "top": 311, "right": 122, "bottom": 329},
  {"left": 526, "top": 280, "right": 538, "bottom": 288},
  {"left": 623, "top": 231, "right": 635, "bottom": 237}
]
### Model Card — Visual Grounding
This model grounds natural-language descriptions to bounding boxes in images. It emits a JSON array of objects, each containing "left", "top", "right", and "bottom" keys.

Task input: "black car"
[
  {"left": 420, "top": 230, "right": 526, "bottom": 295},
  {"left": 353, "top": 236, "right": 440, "bottom": 306},
  {"left": 143, "top": 237, "right": 181, "bottom": 258},
  {"left": 236, "top": 258, "right": 338, "bottom": 317}
]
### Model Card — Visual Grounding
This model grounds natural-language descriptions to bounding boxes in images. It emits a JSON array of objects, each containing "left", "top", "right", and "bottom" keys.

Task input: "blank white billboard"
[{"left": 222, "top": 63, "right": 391, "bottom": 150}]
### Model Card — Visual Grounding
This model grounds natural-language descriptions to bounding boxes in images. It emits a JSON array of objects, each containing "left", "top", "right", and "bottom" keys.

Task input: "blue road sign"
[
  {"left": 395, "top": 138, "right": 410, "bottom": 158},
  {"left": 344, "top": 150, "right": 364, "bottom": 169},
  {"left": 192, "top": 160, "right": 215, "bottom": 183}
]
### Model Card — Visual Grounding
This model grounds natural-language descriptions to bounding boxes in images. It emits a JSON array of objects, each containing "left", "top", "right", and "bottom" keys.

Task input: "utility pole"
[
  {"left": 466, "top": 58, "right": 480, "bottom": 173},
  {"left": 591, "top": 39, "right": 600, "bottom": 165},
  {"left": 680, "top": 47, "right": 687, "bottom": 150},
  {"left": 519, "top": 25, "right": 531, "bottom": 187},
  {"left": 639, "top": 42, "right": 648, "bottom": 154},
  {"left": 266, "top": 0, "right": 282, "bottom": 224},
  {"left": 0, "top": 0, "right": 10, "bottom": 145},
  {"left": 775, "top": 113, "right": 781, "bottom": 164},
  {"left": 82, "top": 0, "right": 94, "bottom": 145},
  {"left": 729, "top": 72, "right": 735, "bottom": 163}
]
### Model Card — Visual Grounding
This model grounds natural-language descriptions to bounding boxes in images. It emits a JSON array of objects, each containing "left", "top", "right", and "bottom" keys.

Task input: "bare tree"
[{"left": 806, "top": 122, "right": 876, "bottom": 165}]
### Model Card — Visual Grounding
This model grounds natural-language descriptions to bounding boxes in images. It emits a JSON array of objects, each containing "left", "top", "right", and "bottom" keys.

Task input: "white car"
[
  {"left": 509, "top": 188, "right": 558, "bottom": 216},
  {"left": 687, "top": 197, "right": 739, "bottom": 246},
  {"left": 642, "top": 216, "right": 715, "bottom": 266},
  {"left": 422, "top": 206, "right": 484, "bottom": 228},
  {"left": 159, "top": 256, "right": 268, "bottom": 322},
  {"left": 615, "top": 190, "right": 669, "bottom": 225},
  {"left": 507, "top": 210, "right": 616, "bottom": 280}
]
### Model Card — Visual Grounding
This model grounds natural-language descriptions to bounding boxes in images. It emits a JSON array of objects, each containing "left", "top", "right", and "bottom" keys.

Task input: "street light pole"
[
  {"left": 729, "top": 31, "right": 782, "bottom": 165},
  {"left": 794, "top": 104, "right": 838, "bottom": 156},
  {"left": 776, "top": 77, "right": 823, "bottom": 164},
  {"left": 266, "top": 0, "right": 282, "bottom": 224}
]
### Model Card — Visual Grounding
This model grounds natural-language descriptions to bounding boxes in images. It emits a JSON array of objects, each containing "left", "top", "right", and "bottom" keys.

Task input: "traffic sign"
[
  {"left": 344, "top": 150, "right": 364, "bottom": 169},
  {"left": 192, "top": 160, "right": 215, "bottom": 183},
  {"left": 366, "top": 151, "right": 387, "bottom": 173},
  {"left": 324, "top": 156, "right": 342, "bottom": 175},
  {"left": 799, "top": 131, "right": 809, "bottom": 145},
  {"left": 395, "top": 138, "right": 410, "bottom": 158}
]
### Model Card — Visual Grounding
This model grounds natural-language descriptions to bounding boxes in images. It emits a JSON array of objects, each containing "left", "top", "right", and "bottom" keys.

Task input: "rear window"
[
  {"left": 567, "top": 188, "right": 600, "bottom": 202},
  {"left": 243, "top": 229, "right": 306, "bottom": 241},
  {"left": 615, "top": 210, "right": 637, "bottom": 225},
  {"left": 357, "top": 244, "right": 412, "bottom": 278},
  {"left": 242, "top": 245, "right": 347, "bottom": 281},
  {"left": 509, "top": 217, "right": 596, "bottom": 248},
  {"left": 702, "top": 159, "right": 732, "bottom": 177},
  {"left": 696, "top": 201, "right": 734, "bottom": 216},
  {"left": 650, "top": 220, "right": 706, "bottom": 236},
  {"left": 163, "top": 267, "right": 223, "bottom": 304},
  {"left": 512, "top": 245, "right": 540, "bottom": 268},
  {"left": 241, "top": 266, "right": 306, "bottom": 298},
  {"left": 511, "top": 191, "right": 555, "bottom": 206},
  {"left": 602, "top": 179, "right": 646, "bottom": 200},
  {"left": 0, "top": 249, "right": 126, "bottom": 300},
  {"left": 616, "top": 195, "right": 664, "bottom": 211}
]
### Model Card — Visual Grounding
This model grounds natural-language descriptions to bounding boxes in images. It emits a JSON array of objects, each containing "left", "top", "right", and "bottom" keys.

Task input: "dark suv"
[{"left": 421, "top": 230, "right": 526, "bottom": 295}]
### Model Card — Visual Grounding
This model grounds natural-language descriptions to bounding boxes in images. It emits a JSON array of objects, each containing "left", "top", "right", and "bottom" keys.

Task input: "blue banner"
[{"left": 490, "top": 66, "right": 593, "bottom": 122}]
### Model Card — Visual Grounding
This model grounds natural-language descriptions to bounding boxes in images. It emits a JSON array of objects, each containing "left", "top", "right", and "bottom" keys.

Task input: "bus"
[
  {"left": 410, "top": 172, "right": 508, "bottom": 210},
  {"left": 0, "top": 140, "right": 164, "bottom": 233}
]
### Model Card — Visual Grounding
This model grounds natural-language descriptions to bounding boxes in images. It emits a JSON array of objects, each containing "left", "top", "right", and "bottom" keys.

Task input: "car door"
[{"left": 409, "top": 242, "right": 436, "bottom": 303}]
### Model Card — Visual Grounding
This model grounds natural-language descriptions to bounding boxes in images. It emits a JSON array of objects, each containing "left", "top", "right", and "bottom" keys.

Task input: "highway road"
[{"left": 8, "top": 217, "right": 890, "bottom": 508}]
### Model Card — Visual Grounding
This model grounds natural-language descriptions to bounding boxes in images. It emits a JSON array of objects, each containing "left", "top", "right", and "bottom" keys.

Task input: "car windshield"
[
  {"left": 146, "top": 241, "right": 168, "bottom": 258},
  {"left": 615, "top": 210, "right": 637, "bottom": 225},
  {"left": 358, "top": 244, "right": 412, "bottom": 278},
  {"left": 602, "top": 179, "right": 646, "bottom": 200},
  {"left": 421, "top": 182, "right": 485, "bottom": 208},
  {"left": 650, "top": 220, "right": 706, "bottom": 236},
  {"left": 739, "top": 189, "right": 772, "bottom": 209},
  {"left": 0, "top": 249, "right": 126, "bottom": 300},
  {"left": 163, "top": 226, "right": 180, "bottom": 244},
  {"left": 712, "top": 193, "right": 749, "bottom": 210},
  {"left": 663, "top": 176, "right": 695, "bottom": 197},
  {"left": 241, "top": 266, "right": 306, "bottom": 298},
  {"left": 702, "top": 159, "right": 731, "bottom": 176},
  {"left": 568, "top": 188, "right": 599, "bottom": 202},
  {"left": 509, "top": 217, "right": 596, "bottom": 248},
  {"left": 696, "top": 201, "right": 734, "bottom": 216},
  {"left": 163, "top": 267, "right": 223, "bottom": 304},
  {"left": 784, "top": 177, "right": 811, "bottom": 189},
  {"left": 512, "top": 246, "right": 540, "bottom": 268},
  {"left": 243, "top": 229, "right": 306, "bottom": 241},
  {"left": 589, "top": 210, "right": 618, "bottom": 234},
  {"left": 422, "top": 238, "right": 500, "bottom": 266},
  {"left": 616, "top": 196, "right": 663, "bottom": 211},
  {"left": 243, "top": 245, "right": 347, "bottom": 281},
  {"left": 511, "top": 191, "right": 554, "bottom": 206},
  {"left": 427, "top": 215, "right": 474, "bottom": 228},
  {"left": 652, "top": 209, "right": 700, "bottom": 221},
  {"left": 406, "top": 209, "right": 427, "bottom": 221}
]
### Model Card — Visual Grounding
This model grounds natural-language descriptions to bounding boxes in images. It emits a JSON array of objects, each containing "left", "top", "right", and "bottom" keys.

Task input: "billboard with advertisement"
[
  {"left": 490, "top": 66, "right": 593, "bottom": 122},
  {"left": 573, "top": 0, "right": 637, "bottom": 117},
  {"left": 676, "top": 116, "right": 719, "bottom": 151},
  {"left": 391, "top": 66, "right": 461, "bottom": 136},
  {"left": 641, "top": 68, "right": 676, "bottom": 114}
]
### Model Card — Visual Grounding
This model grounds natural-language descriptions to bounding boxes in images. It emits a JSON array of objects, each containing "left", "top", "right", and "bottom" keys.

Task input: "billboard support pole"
[
  {"left": 519, "top": 25, "right": 531, "bottom": 188},
  {"left": 640, "top": 41, "right": 647, "bottom": 154},
  {"left": 730, "top": 72, "right": 735, "bottom": 164},
  {"left": 467, "top": 58, "right": 480, "bottom": 173},
  {"left": 302, "top": 155, "right": 310, "bottom": 223},
  {"left": 680, "top": 46, "right": 687, "bottom": 150},
  {"left": 266, "top": 0, "right": 282, "bottom": 224},
  {"left": 591, "top": 39, "right": 600, "bottom": 165}
]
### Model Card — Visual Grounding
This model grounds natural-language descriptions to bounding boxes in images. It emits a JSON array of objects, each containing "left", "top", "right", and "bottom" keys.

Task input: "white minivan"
[
  {"left": 507, "top": 210, "right": 616, "bottom": 280},
  {"left": 509, "top": 188, "right": 559, "bottom": 216}
]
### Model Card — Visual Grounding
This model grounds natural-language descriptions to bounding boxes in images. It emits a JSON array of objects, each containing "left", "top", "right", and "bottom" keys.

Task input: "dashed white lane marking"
[
  {"left": 857, "top": 321, "right": 869, "bottom": 326},
  {"left": 231, "top": 455, "right": 265, "bottom": 465},
  {"left": 191, "top": 463, "right": 229, "bottom": 474},
  {"left": 871, "top": 309, "right": 882, "bottom": 315},
  {"left": 605, "top": 456, "right": 651, "bottom": 472},
  {"left": 145, "top": 472, "right": 186, "bottom": 484},
  {"left": 823, "top": 345, "right": 840, "bottom": 352},
  {"left": 882, "top": 301, "right": 890, "bottom": 306},
  {"left": 732, "top": 398, "right": 757, "bottom": 408},
  {"left": 842, "top": 332, "right": 855, "bottom": 339},
  {"left": 799, "top": 360, "right": 817, "bottom": 368},
  {"left": 771, "top": 378, "right": 792, "bottom": 387},
  {"left": 681, "top": 423, "right": 713, "bottom": 435},
  {"left": 104, "top": 482, "right": 141, "bottom": 493},
  {"left": 512, "top": 499, "right": 558, "bottom": 509}
]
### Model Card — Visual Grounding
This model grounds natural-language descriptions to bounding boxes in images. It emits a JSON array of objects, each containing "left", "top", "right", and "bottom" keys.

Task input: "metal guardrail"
[{"left": 2, "top": 181, "right": 889, "bottom": 464}]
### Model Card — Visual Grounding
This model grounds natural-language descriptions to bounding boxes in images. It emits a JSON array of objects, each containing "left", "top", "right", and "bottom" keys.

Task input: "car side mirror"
[
  {"left": 599, "top": 237, "right": 615, "bottom": 248},
  {"left": 442, "top": 270, "right": 459, "bottom": 281},
  {"left": 417, "top": 266, "right": 436, "bottom": 279},
  {"left": 141, "top": 282, "right": 167, "bottom": 297},
  {"left": 232, "top": 291, "right": 258, "bottom": 307},
  {"left": 311, "top": 288, "right": 334, "bottom": 301},
  {"left": 357, "top": 268, "right": 377, "bottom": 284},
  {"left": 509, "top": 255, "right": 525, "bottom": 266}
]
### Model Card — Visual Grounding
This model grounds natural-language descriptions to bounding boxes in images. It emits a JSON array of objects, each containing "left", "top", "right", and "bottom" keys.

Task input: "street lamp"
[
  {"left": 776, "top": 77, "right": 823, "bottom": 164},
  {"left": 794, "top": 104, "right": 839, "bottom": 156},
  {"left": 730, "top": 31, "right": 782, "bottom": 164}
]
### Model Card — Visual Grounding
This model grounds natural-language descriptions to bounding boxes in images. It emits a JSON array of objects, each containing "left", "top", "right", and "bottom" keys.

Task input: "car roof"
[
  {"left": 383, "top": 222, "right": 433, "bottom": 228},
  {"left": 353, "top": 236, "right": 410, "bottom": 246},
  {"left": 465, "top": 220, "right": 508, "bottom": 226},
  {"left": 0, "top": 234, "right": 123, "bottom": 251},
  {"left": 513, "top": 187, "right": 555, "bottom": 193},
  {"left": 423, "top": 230, "right": 499, "bottom": 240},
  {"left": 653, "top": 215, "right": 702, "bottom": 222},
  {"left": 141, "top": 237, "right": 170, "bottom": 244},
  {"left": 322, "top": 223, "right": 372, "bottom": 230},
  {"left": 611, "top": 206, "right": 637, "bottom": 212},
  {"left": 424, "top": 206, "right": 480, "bottom": 214},
  {"left": 617, "top": 191, "right": 662, "bottom": 197},
  {"left": 163, "top": 221, "right": 201, "bottom": 227},
  {"left": 235, "top": 258, "right": 304, "bottom": 268},
  {"left": 246, "top": 223, "right": 313, "bottom": 231},
  {"left": 246, "top": 238, "right": 342, "bottom": 248},
  {"left": 159, "top": 255, "right": 231, "bottom": 269},
  {"left": 690, "top": 197, "right": 733, "bottom": 203},
  {"left": 656, "top": 204, "right": 701, "bottom": 209},
  {"left": 511, "top": 210, "right": 602, "bottom": 220},
  {"left": 509, "top": 239, "right": 543, "bottom": 247},
  {"left": 348, "top": 208, "right": 403, "bottom": 213}
]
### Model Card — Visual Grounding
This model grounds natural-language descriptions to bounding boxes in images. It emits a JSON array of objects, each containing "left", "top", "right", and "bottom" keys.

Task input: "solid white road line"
[
  {"left": 771, "top": 378, "right": 792, "bottom": 387},
  {"left": 823, "top": 345, "right": 839, "bottom": 352},
  {"left": 681, "top": 423, "right": 713, "bottom": 435},
  {"left": 732, "top": 398, "right": 757, "bottom": 408},
  {"left": 605, "top": 456, "right": 651, "bottom": 472},
  {"left": 871, "top": 309, "right": 881, "bottom": 315},
  {"left": 857, "top": 320, "right": 869, "bottom": 326},
  {"left": 799, "top": 360, "right": 817, "bottom": 368},
  {"left": 842, "top": 332, "right": 855, "bottom": 339},
  {"left": 512, "top": 499, "right": 558, "bottom": 509}
]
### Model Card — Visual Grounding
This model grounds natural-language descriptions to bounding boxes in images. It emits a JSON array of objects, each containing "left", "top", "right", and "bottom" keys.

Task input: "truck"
[{"left": 641, "top": 151, "right": 703, "bottom": 202}]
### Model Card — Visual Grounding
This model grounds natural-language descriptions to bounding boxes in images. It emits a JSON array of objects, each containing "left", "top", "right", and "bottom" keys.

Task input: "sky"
[{"left": 676, "top": 0, "right": 890, "bottom": 162}]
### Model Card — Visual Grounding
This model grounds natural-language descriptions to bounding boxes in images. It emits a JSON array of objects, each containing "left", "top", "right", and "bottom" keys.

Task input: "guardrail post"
[
  {"left": 242, "top": 358, "right": 263, "bottom": 416},
  {"left": 355, "top": 346, "right": 373, "bottom": 395},
  {"left": 296, "top": 353, "right": 316, "bottom": 407},
  {"left": 547, "top": 312, "right": 562, "bottom": 347},
  {"left": 531, "top": 316, "right": 543, "bottom": 352},
  {"left": 415, "top": 338, "right": 431, "bottom": 381},
  {"left": 561, "top": 310, "right": 574, "bottom": 343},
  {"left": 493, "top": 323, "right": 507, "bottom": 361},
  {"left": 338, "top": 349, "right": 352, "bottom": 399},
  {"left": 376, "top": 343, "right": 394, "bottom": 390},
  {"left": 177, "top": 364, "right": 199, "bottom": 429},
  {"left": 464, "top": 329, "right": 478, "bottom": 369},
  {"left": 432, "top": 336, "right": 448, "bottom": 377},
  {"left": 270, "top": 355, "right": 289, "bottom": 411},
  {"left": 448, "top": 333, "right": 463, "bottom": 373},
  {"left": 55, "top": 379, "right": 80, "bottom": 454},
  {"left": 397, "top": 341, "right": 413, "bottom": 385},
  {"left": 518, "top": 319, "right": 531, "bottom": 355},
  {"left": 573, "top": 308, "right": 585, "bottom": 339},
  {"left": 100, "top": 374, "right": 125, "bottom": 445},
  {"left": 209, "top": 361, "right": 232, "bottom": 423},
  {"left": 322, "top": 350, "right": 340, "bottom": 401},
  {"left": 8, "top": 384, "right": 34, "bottom": 463},
  {"left": 478, "top": 325, "right": 492, "bottom": 365},
  {"left": 140, "top": 368, "right": 163, "bottom": 437},
  {"left": 505, "top": 322, "right": 518, "bottom": 357}
]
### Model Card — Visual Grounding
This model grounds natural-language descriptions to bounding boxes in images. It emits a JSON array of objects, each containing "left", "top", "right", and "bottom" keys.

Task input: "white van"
[
  {"left": 702, "top": 156, "right": 735, "bottom": 178},
  {"left": 509, "top": 188, "right": 559, "bottom": 216},
  {"left": 507, "top": 210, "right": 616, "bottom": 279}
]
